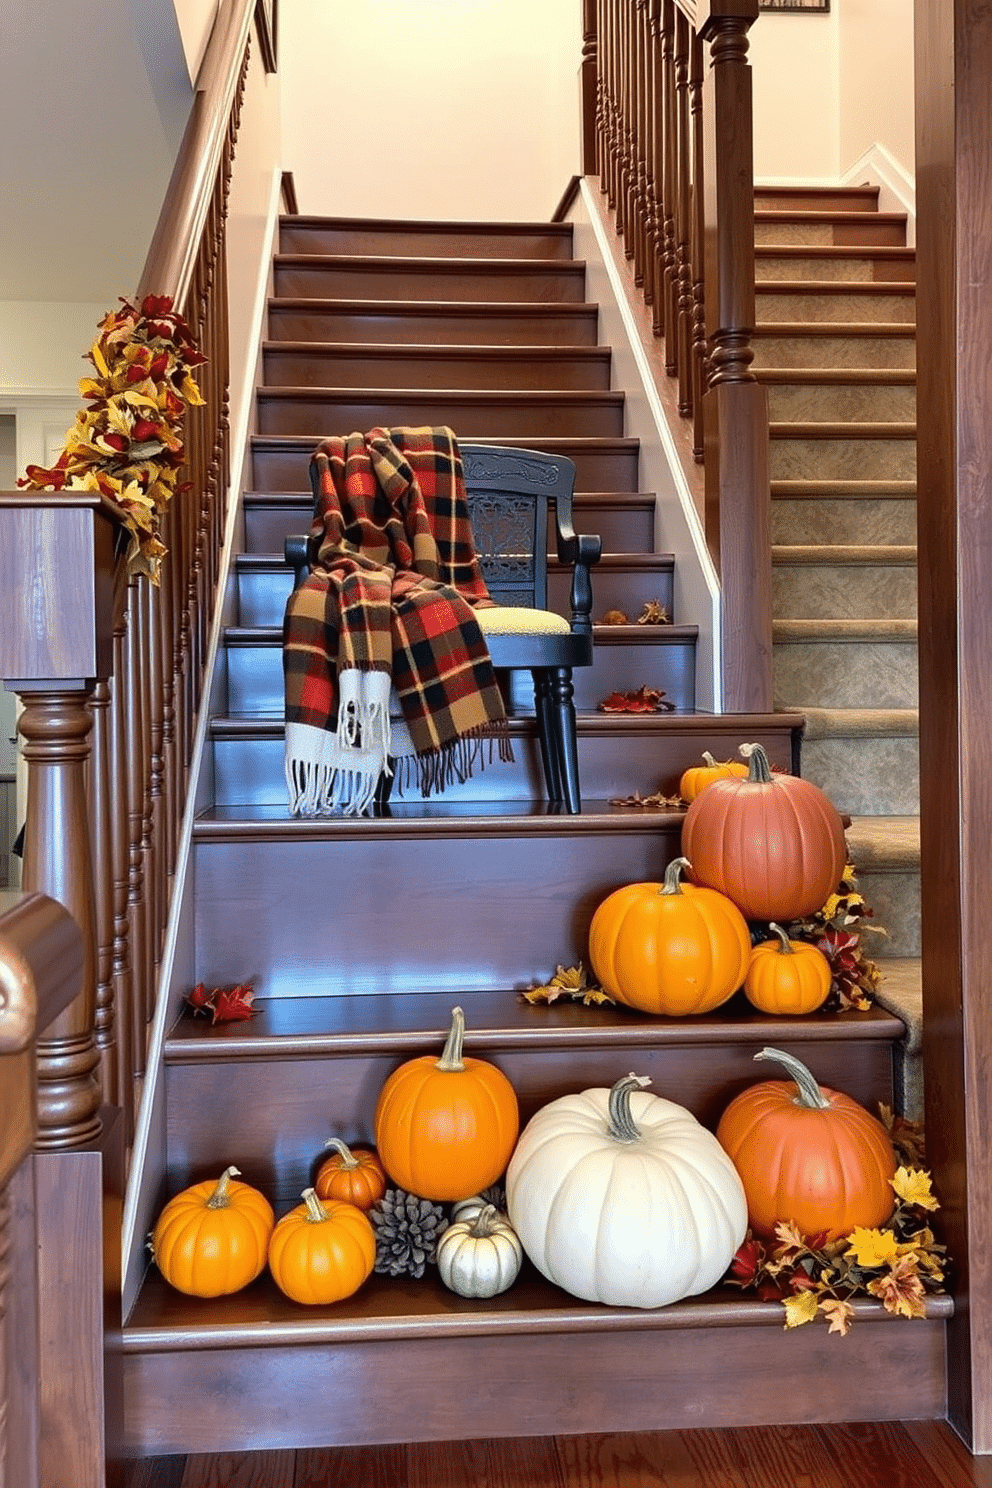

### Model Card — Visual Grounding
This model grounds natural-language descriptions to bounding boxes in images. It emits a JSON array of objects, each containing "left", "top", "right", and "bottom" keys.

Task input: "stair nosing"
[
  {"left": 771, "top": 479, "right": 916, "bottom": 497},
  {"left": 772, "top": 544, "right": 916, "bottom": 564},
  {"left": 756, "top": 368, "right": 916, "bottom": 386},
  {"left": 262, "top": 340, "right": 614, "bottom": 360},
  {"left": 256, "top": 386, "right": 626, "bottom": 407},
  {"left": 268, "top": 296, "right": 601, "bottom": 316},
  {"left": 774, "top": 618, "right": 917, "bottom": 640},
  {"left": 274, "top": 252, "right": 588, "bottom": 272},
  {"left": 769, "top": 421, "right": 916, "bottom": 439}
]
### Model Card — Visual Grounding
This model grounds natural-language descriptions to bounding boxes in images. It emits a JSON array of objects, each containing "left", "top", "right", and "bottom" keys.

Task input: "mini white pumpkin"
[
  {"left": 505, "top": 1073, "right": 747, "bottom": 1309},
  {"left": 436, "top": 1203, "right": 523, "bottom": 1298}
]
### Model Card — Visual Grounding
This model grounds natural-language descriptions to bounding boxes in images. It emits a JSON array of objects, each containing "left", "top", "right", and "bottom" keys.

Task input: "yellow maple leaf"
[
  {"left": 845, "top": 1227, "right": 900, "bottom": 1269},
  {"left": 819, "top": 1298, "right": 855, "bottom": 1336},
  {"left": 783, "top": 1290, "right": 819, "bottom": 1329},
  {"left": 891, "top": 1166, "right": 939, "bottom": 1211},
  {"left": 772, "top": 1220, "right": 807, "bottom": 1259}
]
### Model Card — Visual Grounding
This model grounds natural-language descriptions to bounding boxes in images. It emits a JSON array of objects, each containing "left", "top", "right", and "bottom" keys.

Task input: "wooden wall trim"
[{"left": 915, "top": 0, "right": 992, "bottom": 1452}]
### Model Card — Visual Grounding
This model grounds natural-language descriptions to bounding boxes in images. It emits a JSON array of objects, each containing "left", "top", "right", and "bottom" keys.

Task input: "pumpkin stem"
[
  {"left": 324, "top": 1136, "right": 359, "bottom": 1169},
  {"left": 467, "top": 1203, "right": 503, "bottom": 1238},
  {"left": 661, "top": 856, "right": 692, "bottom": 896},
  {"left": 701, "top": 751, "right": 718, "bottom": 767},
  {"left": 754, "top": 1046, "right": 831, "bottom": 1110},
  {"left": 768, "top": 924, "right": 794, "bottom": 955},
  {"left": 738, "top": 742, "right": 774, "bottom": 784},
  {"left": 301, "top": 1187, "right": 330, "bottom": 1224},
  {"left": 606, "top": 1073, "right": 652, "bottom": 1142},
  {"left": 205, "top": 1165, "right": 241, "bottom": 1209},
  {"left": 436, "top": 1006, "right": 467, "bottom": 1072}
]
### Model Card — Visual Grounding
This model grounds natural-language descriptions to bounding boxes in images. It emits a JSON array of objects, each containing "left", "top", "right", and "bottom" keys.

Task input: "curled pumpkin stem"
[
  {"left": 755, "top": 1046, "right": 831, "bottom": 1110},
  {"left": 606, "top": 1073, "right": 652, "bottom": 1142},
  {"left": 205, "top": 1166, "right": 241, "bottom": 1209},
  {"left": 436, "top": 1006, "right": 467, "bottom": 1072}
]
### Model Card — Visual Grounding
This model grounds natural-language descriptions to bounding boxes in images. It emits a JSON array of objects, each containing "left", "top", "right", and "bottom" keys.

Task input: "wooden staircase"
[
  {"left": 753, "top": 183, "right": 923, "bottom": 1118},
  {"left": 114, "top": 211, "right": 948, "bottom": 1457}
]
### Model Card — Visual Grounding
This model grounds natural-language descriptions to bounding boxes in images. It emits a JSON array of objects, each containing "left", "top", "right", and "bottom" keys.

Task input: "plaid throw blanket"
[{"left": 283, "top": 426, "right": 512, "bottom": 815}]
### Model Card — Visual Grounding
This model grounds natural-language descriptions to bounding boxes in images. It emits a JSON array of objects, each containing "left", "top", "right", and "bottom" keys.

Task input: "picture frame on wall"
[
  {"left": 758, "top": 0, "right": 829, "bottom": 10},
  {"left": 255, "top": 0, "right": 277, "bottom": 72}
]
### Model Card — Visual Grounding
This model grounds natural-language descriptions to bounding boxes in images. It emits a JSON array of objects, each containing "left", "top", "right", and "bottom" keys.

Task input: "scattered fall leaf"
[
  {"left": 521, "top": 963, "right": 615, "bottom": 1007},
  {"left": 783, "top": 1290, "right": 819, "bottom": 1329},
  {"left": 183, "top": 981, "right": 258, "bottom": 1024},
  {"left": 597, "top": 685, "right": 675, "bottom": 714},
  {"left": 637, "top": 599, "right": 669, "bottom": 625},
  {"left": 609, "top": 789, "right": 683, "bottom": 809},
  {"left": 600, "top": 608, "right": 630, "bottom": 625},
  {"left": 890, "top": 1165, "right": 939, "bottom": 1211}
]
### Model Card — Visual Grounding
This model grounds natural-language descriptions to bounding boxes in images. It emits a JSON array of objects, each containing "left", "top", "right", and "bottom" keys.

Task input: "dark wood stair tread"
[
  {"left": 222, "top": 622, "right": 698, "bottom": 647},
  {"left": 756, "top": 368, "right": 916, "bottom": 386},
  {"left": 121, "top": 1264, "right": 949, "bottom": 1347},
  {"left": 164, "top": 988, "right": 906, "bottom": 1061}
]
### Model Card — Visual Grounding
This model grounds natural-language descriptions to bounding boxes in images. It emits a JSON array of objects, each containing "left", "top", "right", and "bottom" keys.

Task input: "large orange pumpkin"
[
  {"left": 679, "top": 751, "right": 748, "bottom": 804},
  {"left": 588, "top": 856, "right": 751, "bottom": 1015},
  {"left": 716, "top": 1047, "right": 897, "bottom": 1241},
  {"left": 151, "top": 1166, "right": 275, "bottom": 1298},
  {"left": 374, "top": 1005, "right": 520, "bottom": 1202},
  {"left": 681, "top": 742, "right": 846, "bottom": 922},
  {"left": 268, "top": 1189, "right": 376, "bottom": 1305}
]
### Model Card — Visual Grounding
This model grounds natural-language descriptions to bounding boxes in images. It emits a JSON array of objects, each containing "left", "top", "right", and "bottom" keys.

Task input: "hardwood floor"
[{"left": 112, "top": 1423, "right": 992, "bottom": 1488}]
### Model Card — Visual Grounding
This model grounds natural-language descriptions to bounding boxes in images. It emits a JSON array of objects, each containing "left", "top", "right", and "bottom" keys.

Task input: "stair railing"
[
  {"left": 583, "top": 0, "right": 773, "bottom": 713},
  {"left": 0, "top": 1, "right": 254, "bottom": 1481}
]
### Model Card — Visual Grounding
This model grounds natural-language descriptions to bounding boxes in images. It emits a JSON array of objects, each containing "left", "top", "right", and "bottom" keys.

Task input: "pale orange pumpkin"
[
  {"left": 314, "top": 1138, "right": 387, "bottom": 1211},
  {"left": 716, "top": 1047, "right": 897, "bottom": 1241},
  {"left": 743, "top": 924, "right": 832, "bottom": 1015},
  {"left": 679, "top": 751, "right": 748, "bottom": 804},
  {"left": 374, "top": 1006, "right": 520, "bottom": 1202},
  {"left": 681, "top": 742, "right": 846, "bottom": 922},
  {"left": 267, "top": 1189, "right": 376, "bottom": 1305},
  {"left": 587, "top": 856, "right": 751, "bottom": 1015},
  {"left": 151, "top": 1166, "right": 275, "bottom": 1298}
]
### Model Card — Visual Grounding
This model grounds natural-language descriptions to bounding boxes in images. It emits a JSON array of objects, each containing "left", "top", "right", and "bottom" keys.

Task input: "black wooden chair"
[{"left": 285, "top": 442, "right": 601, "bottom": 812}]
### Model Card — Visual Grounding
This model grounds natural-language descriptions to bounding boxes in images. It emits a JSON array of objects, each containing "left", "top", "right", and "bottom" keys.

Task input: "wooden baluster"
[
  {"left": 675, "top": 10, "right": 694, "bottom": 412},
  {"left": 137, "top": 584, "right": 159, "bottom": 1001},
  {"left": 698, "top": 0, "right": 771, "bottom": 712},
  {"left": 642, "top": 0, "right": 661, "bottom": 315},
  {"left": 17, "top": 690, "right": 102, "bottom": 1146},
  {"left": 662, "top": 0, "right": 679, "bottom": 370},
  {"left": 690, "top": 28, "right": 707, "bottom": 459},
  {"left": 649, "top": 0, "right": 666, "bottom": 336},
  {"left": 87, "top": 679, "right": 118, "bottom": 1117},
  {"left": 630, "top": 0, "right": 648, "bottom": 287},
  {"left": 581, "top": 0, "right": 599, "bottom": 174},
  {"left": 125, "top": 581, "right": 149, "bottom": 1080},
  {"left": 109, "top": 624, "right": 134, "bottom": 1126}
]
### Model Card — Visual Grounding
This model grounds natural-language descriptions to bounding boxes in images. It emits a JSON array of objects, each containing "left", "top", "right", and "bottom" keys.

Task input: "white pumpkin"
[
  {"left": 505, "top": 1073, "right": 747, "bottom": 1308},
  {"left": 436, "top": 1204, "right": 523, "bottom": 1298}
]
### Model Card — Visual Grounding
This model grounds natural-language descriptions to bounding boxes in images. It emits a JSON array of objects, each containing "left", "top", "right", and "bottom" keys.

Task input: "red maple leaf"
[
  {"left": 211, "top": 983, "right": 257, "bottom": 1023},
  {"left": 597, "top": 685, "right": 674, "bottom": 714},
  {"left": 184, "top": 982, "right": 215, "bottom": 1017}
]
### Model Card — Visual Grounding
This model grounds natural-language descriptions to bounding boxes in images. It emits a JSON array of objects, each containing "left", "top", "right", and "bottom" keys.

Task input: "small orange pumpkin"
[
  {"left": 314, "top": 1138, "right": 388, "bottom": 1211},
  {"left": 679, "top": 751, "right": 749, "bottom": 804},
  {"left": 716, "top": 1047, "right": 897, "bottom": 1241},
  {"left": 151, "top": 1166, "right": 275, "bottom": 1298},
  {"left": 588, "top": 856, "right": 752, "bottom": 1016},
  {"left": 268, "top": 1188, "right": 376, "bottom": 1305},
  {"left": 743, "top": 923, "right": 832, "bottom": 1015},
  {"left": 374, "top": 1005, "right": 519, "bottom": 1202},
  {"left": 681, "top": 742, "right": 846, "bottom": 922}
]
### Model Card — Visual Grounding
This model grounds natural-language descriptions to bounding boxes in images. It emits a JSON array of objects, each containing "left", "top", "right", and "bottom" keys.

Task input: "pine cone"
[{"left": 370, "top": 1188, "right": 449, "bottom": 1279}]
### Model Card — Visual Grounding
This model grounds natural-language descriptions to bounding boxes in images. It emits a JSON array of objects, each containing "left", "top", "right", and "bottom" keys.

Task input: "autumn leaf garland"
[{"left": 18, "top": 294, "right": 206, "bottom": 582}]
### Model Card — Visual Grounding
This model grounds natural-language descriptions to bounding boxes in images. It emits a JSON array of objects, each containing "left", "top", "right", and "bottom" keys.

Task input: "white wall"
[
  {"left": 751, "top": 0, "right": 914, "bottom": 190},
  {"left": 173, "top": 0, "right": 220, "bottom": 82},
  {"left": 278, "top": 0, "right": 583, "bottom": 221}
]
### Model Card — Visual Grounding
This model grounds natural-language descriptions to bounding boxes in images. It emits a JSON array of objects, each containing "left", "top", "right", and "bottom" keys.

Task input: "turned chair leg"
[
  {"left": 551, "top": 667, "right": 581, "bottom": 814},
  {"left": 532, "top": 668, "right": 564, "bottom": 803}
]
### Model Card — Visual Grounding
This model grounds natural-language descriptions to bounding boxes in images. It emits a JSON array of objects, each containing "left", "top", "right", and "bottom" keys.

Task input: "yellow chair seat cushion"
[{"left": 477, "top": 606, "right": 571, "bottom": 636}]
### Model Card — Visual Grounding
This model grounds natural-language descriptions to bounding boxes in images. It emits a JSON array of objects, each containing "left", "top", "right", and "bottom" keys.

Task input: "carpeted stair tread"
[
  {"left": 774, "top": 617, "right": 917, "bottom": 640},
  {"left": 870, "top": 957, "right": 924, "bottom": 1120},
  {"left": 772, "top": 544, "right": 916, "bottom": 564},
  {"left": 771, "top": 478, "right": 916, "bottom": 497},
  {"left": 844, "top": 815, "right": 919, "bottom": 871}
]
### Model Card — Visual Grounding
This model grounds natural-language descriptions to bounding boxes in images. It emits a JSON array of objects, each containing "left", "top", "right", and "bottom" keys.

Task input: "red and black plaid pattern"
[{"left": 283, "top": 426, "right": 510, "bottom": 775}]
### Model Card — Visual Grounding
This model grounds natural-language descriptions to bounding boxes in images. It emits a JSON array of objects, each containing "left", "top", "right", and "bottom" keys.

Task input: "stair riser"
[
  {"left": 765, "top": 384, "right": 915, "bottom": 423},
  {"left": 756, "top": 255, "right": 915, "bottom": 284},
  {"left": 801, "top": 735, "right": 920, "bottom": 816},
  {"left": 849, "top": 865, "right": 920, "bottom": 958},
  {"left": 754, "top": 219, "right": 908, "bottom": 248},
  {"left": 773, "top": 564, "right": 917, "bottom": 621},
  {"left": 118, "top": 1315, "right": 945, "bottom": 1456},
  {"left": 162, "top": 1032, "right": 896, "bottom": 1200},
  {"left": 754, "top": 188, "right": 882, "bottom": 212},
  {"left": 771, "top": 498, "right": 917, "bottom": 546},
  {"left": 278, "top": 223, "right": 575, "bottom": 259},
  {"left": 210, "top": 718, "right": 796, "bottom": 809},
  {"left": 774, "top": 639, "right": 918, "bottom": 709},
  {"left": 244, "top": 496, "right": 658, "bottom": 559},
  {"left": 262, "top": 347, "right": 614, "bottom": 392},
  {"left": 757, "top": 289, "right": 915, "bottom": 325},
  {"left": 235, "top": 564, "right": 676, "bottom": 631},
  {"left": 255, "top": 391, "right": 626, "bottom": 440},
  {"left": 753, "top": 333, "right": 916, "bottom": 371},
  {"left": 191, "top": 826, "right": 682, "bottom": 998},
  {"left": 251, "top": 439, "right": 642, "bottom": 494},
  {"left": 273, "top": 262, "right": 589, "bottom": 304},
  {"left": 267, "top": 304, "right": 601, "bottom": 346},
  {"left": 224, "top": 634, "right": 698, "bottom": 716},
  {"left": 770, "top": 437, "right": 916, "bottom": 482}
]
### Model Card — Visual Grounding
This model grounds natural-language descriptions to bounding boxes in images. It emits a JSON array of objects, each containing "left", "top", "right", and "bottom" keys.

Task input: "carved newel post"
[{"left": 0, "top": 492, "right": 117, "bottom": 1143}]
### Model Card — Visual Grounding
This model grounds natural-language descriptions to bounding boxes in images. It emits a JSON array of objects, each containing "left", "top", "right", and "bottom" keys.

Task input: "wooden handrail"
[{"left": 582, "top": 0, "right": 771, "bottom": 712}]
